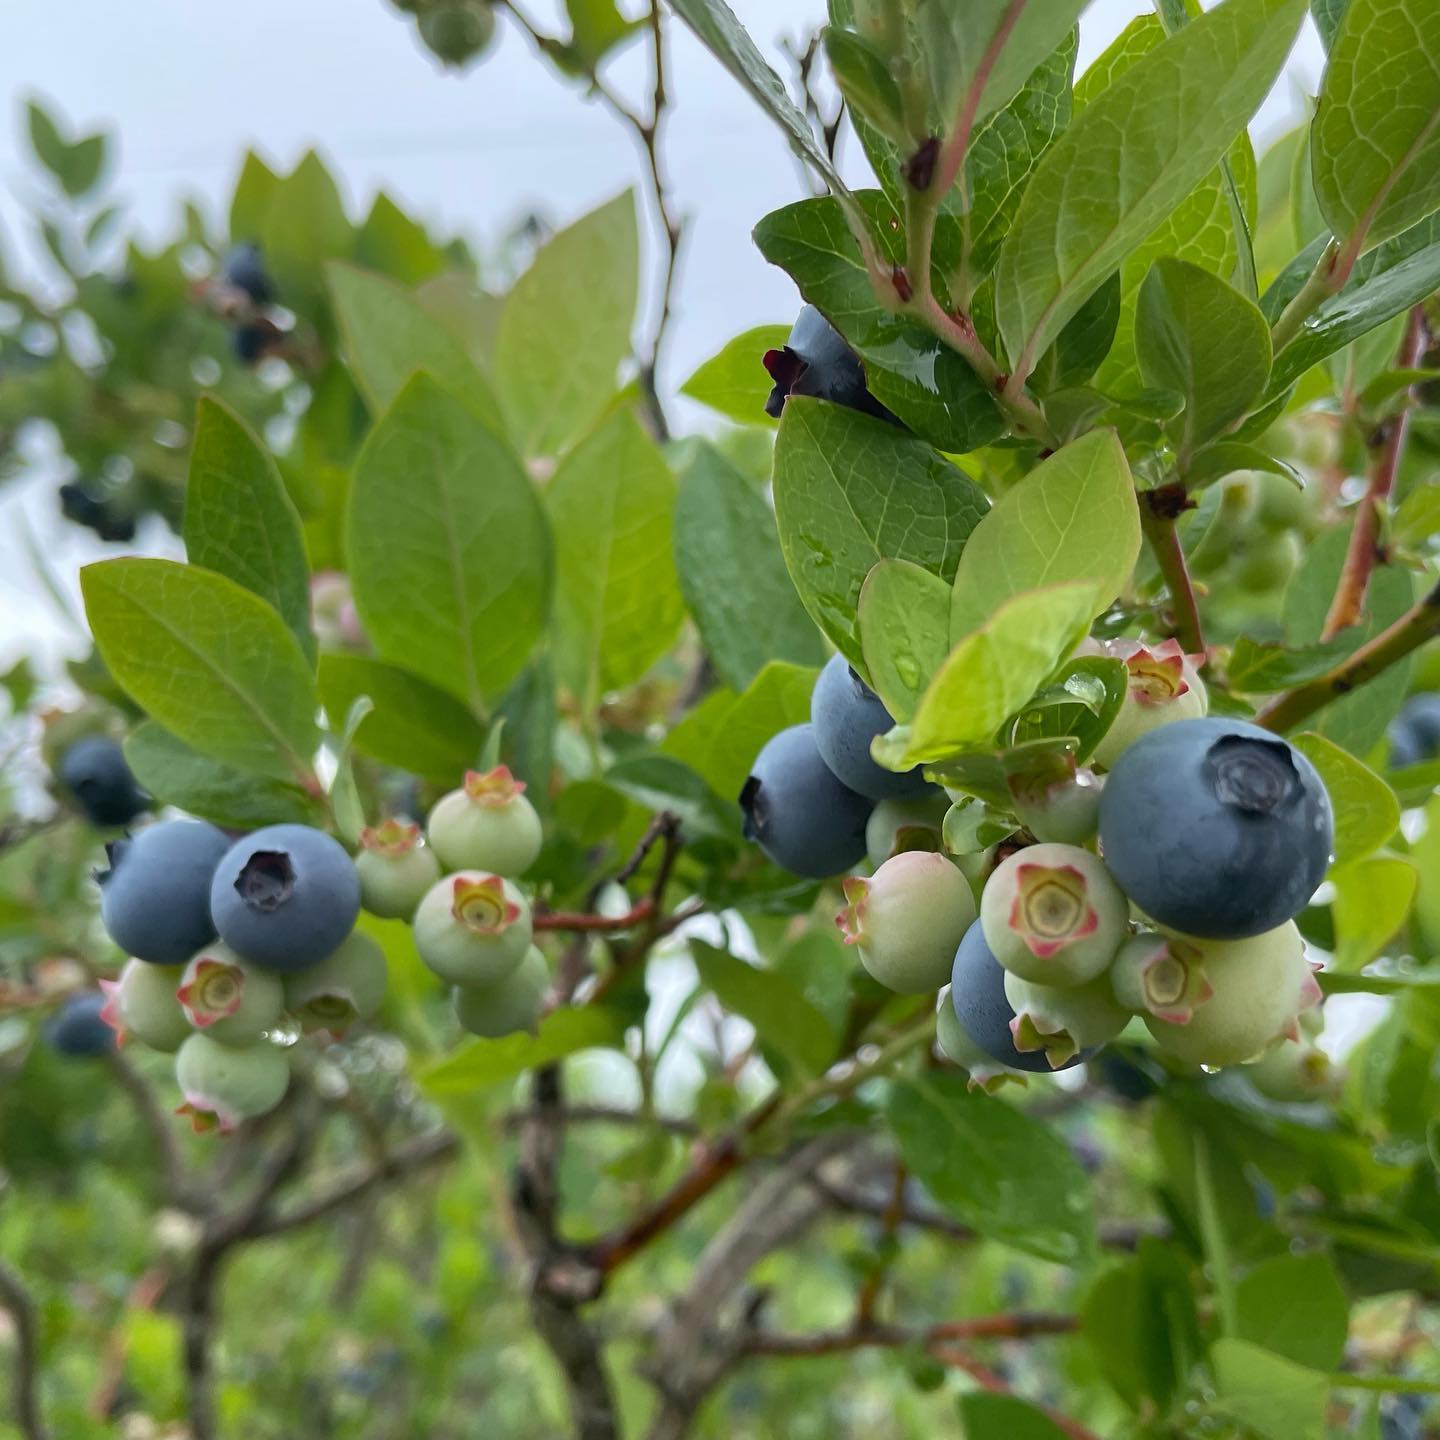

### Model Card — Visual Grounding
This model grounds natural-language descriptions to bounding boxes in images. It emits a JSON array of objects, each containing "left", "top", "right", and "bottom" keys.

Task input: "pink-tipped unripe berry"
[
  {"left": 356, "top": 819, "right": 442, "bottom": 920},
  {"left": 979, "top": 843, "right": 1128, "bottom": 987},
  {"left": 865, "top": 794, "right": 948, "bottom": 869},
  {"left": 1110, "top": 933, "right": 1214, "bottom": 1025},
  {"left": 837, "top": 851, "right": 976, "bottom": 994},
  {"left": 1144, "top": 922, "right": 1320, "bottom": 1067},
  {"left": 177, "top": 944, "right": 285, "bottom": 1045},
  {"left": 1092, "top": 639, "right": 1208, "bottom": 772},
  {"left": 935, "top": 986, "right": 1025, "bottom": 1093},
  {"left": 427, "top": 767, "right": 543, "bottom": 877},
  {"left": 1003, "top": 970, "right": 1131, "bottom": 1069},
  {"left": 283, "top": 932, "right": 388, "bottom": 1036},
  {"left": 174, "top": 1032, "right": 290, "bottom": 1134},
  {"left": 1245, "top": 1034, "right": 1340, "bottom": 1102},
  {"left": 453, "top": 945, "right": 550, "bottom": 1038},
  {"left": 413, "top": 871, "right": 532, "bottom": 986},
  {"left": 100, "top": 960, "right": 190, "bottom": 1052}
]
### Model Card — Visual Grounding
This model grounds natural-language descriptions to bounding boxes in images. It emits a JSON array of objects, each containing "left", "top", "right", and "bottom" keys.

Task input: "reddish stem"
[
  {"left": 1321, "top": 306, "right": 1429, "bottom": 641},
  {"left": 533, "top": 899, "right": 656, "bottom": 933},
  {"left": 1140, "top": 499, "right": 1206, "bottom": 655}
]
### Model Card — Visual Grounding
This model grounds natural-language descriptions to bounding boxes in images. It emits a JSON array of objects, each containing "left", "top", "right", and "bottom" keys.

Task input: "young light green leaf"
[
  {"left": 317, "top": 654, "right": 485, "bottom": 787},
  {"left": 124, "top": 722, "right": 319, "bottom": 830},
  {"left": 1310, "top": 0, "right": 1440, "bottom": 259},
  {"left": 548, "top": 409, "right": 684, "bottom": 706},
  {"left": 327, "top": 262, "right": 505, "bottom": 432},
  {"left": 858, "top": 559, "right": 952, "bottom": 723},
  {"left": 81, "top": 558, "right": 320, "bottom": 783},
  {"left": 1331, "top": 855, "right": 1418, "bottom": 971},
  {"left": 1235, "top": 1253, "right": 1349, "bottom": 1372},
  {"left": 1212, "top": 1340, "right": 1327, "bottom": 1440},
  {"left": 903, "top": 582, "right": 1098, "bottom": 765},
  {"left": 996, "top": 0, "right": 1306, "bottom": 378},
  {"left": 673, "top": 443, "right": 824, "bottom": 691},
  {"left": 355, "top": 192, "right": 451, "bottom": 286},
  {"left": 261, "top": 151, "right": 352, "bottom": 311},
  {"left": 1135, "top": 258, "right": 1272, "bottom": 458},
  {"left": 328, "top": 695, "right": 374, "bottom": 847},
  {"left": 949, "top": 430, "right": 1138, "bottom": 638},
  {"left": 229, "top": 151, "right": 280, "bottom": 240},
  {"left": 347, "top": 374, "right": 552, "bottom": 710},
  {"left": 753, "top": 194, "right": 1004, "bottom": 452},
  {"left": 1293, "top": 732, "right": 1399, "bottom": 865},
  {"left": 493, "top": 191, "right": 638, "bottom": 457},
  {"left": 661, "top": 661, "right": 818, "bottom": 803},
  {"left": 416, "top": 1007, "right": 628, "bottom": 1095},
  {"left": 772, "top": 397, "right": 989, "bottom": 668},
  {"left": 690, "top": 940, "right": 836, "bottom": 1080},
  {"left": 887, "top": 1072, "right": 1096, "bottom": 1265},
  {"left": 183, "top": 397, "right": 314, "bottom": 664},
  {"left": 679, "top": 324, "right": 790, "bottom": 426}
]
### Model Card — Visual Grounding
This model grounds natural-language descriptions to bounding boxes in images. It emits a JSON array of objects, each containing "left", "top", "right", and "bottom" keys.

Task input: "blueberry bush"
[{"left": 3, "top": 1, "right": 1440, "bottom": 1437}]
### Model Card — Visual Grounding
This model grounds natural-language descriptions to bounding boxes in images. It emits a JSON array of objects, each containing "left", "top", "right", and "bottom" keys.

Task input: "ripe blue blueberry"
[
  {"left": 209, "top": 825, "right": 361, "bottom": 973},
  {"left": 44, "top": 992, "right": 116, "bottom": 1058},
  {"left": 949, "top": 920, "right": 1088, "bottom": 1075},
  {"left": 1388, "top": 693, "right": 1440, "bottom": 768},
  {"left": 56, "top": 735, "right": 149, "bottom": 827},
  {"left": 1098, "top": 718, "right": 1333, "bottom": 940},
  {"left": 762, "top": 305, "right": 900, "bottom": 425},
  {"left": 739, "top": 723, "right": 872, "bottom": 878},
  {"left": 222, "top": 242, "right": 275, "bottom": 305},
  {"left": 99, "top": 819, "right": 232, "bottom": 966},
  {"left": 810, "top": 655, "right": 932, "bottom": 801}
]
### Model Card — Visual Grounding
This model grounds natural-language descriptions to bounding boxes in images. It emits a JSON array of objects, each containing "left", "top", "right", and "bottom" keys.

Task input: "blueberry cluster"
[
  {"left": 739, "top": 642, "right": 1337, "bottom": 1088},
  {"left": 215, "top": 243, "right": 284, "bottom": 367},
  {"left": 1187, "top": 468, "right": 1321, "bottom": 597},
  {"left": 87, "top": 818, "right": 381, "bottom": 1132}
]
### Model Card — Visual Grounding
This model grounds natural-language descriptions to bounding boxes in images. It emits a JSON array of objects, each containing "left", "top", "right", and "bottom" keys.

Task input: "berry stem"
[
  {"left": 1139, "top": 500, "right": 1206, "bottom": 655},
  {"left": 1270, "top": 238, "right": 1345, "bottom": 354},
  {"left": 1320, "top": 305, "right": 1428, "bottom": 641},
  {"left": 1256, "top": 576, "right": 1440, "bottom": 733},
  {"left": 744, "top": 1309, "right": 1078, "bottom": 1356},
  {"left": 0, "top": 1261, "right": 48, "bottom": 1440}
]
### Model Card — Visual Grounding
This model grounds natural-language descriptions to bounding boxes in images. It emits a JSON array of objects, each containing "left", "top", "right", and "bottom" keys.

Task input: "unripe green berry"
[
  {"left": 356, "top": 819, "right": 442, "bottom": 920},
  {"left": 1144, "top": 922, "right": 1321, "bottom": 1067},
  {"left": 177, "top": 944, "right": 285, "bottom": 1045},
  {"left": 1092, "top": 639, "right": 1208, "bottom": 772},
  {"left": 283, "top": 932, "right": 388, "bottom": 1036},
  {"left": 1251, "top": 470, "right": 1309, "bottom": 533},
  {"left": 1110, "top": 932, "right": 1214, "bottom": 1025},
  {"left": 453, "top": 945, "right": 549, "bottom": 1037},
  {"left": 1234, "top": 530, "right": 1301, "bottom": 594},
  {"left": 865, "top": 794, "right": 948, "bottom": 869},
  {"left": 419, "top": 2, "right": 497, "bottom": 66},
  {"left": 935, "top": 985, "right": 1023, "bottom": 1093},
  {"left": 174, "top": 1032, "right": 290, "bottom": 1134},
  {"left": 427, "top": 767, "right": 543, "bottom": 877},
  {"left": 1245, "top": 1035, "right": 1339, "bottom": 1102},
  {"left": 837, "top": 851, "right": 976, "bottom": 994},
  {"left": 980, "top": 843, "right": 1129, "bottom": 987},
  {"left": 1003, "top": 969, "right": 1130, "bottom": 1068},
  {"left": 1008, "top": 768, "right": 1102, "bottom": 845},
  {"left": 100, "top": 960, "right": 190, "bottom": 1052},
  {"left": 413, "top": 871, "right": 532, "bottom": 986}
]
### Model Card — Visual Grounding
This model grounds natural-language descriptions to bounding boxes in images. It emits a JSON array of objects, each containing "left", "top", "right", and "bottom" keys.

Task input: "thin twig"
[
  {"left": 0, "top": 1262, "right": 49, "bottom": 1440},
  {"left": 854, "top": 1160, "right": 906, "bottom": 1326},
  {"left": 1140, "top": 491, "right": 1206, "bottom": 655},
  {"left": 501, "top": 1103, "right": 697, "bottom": 1137},
  {"left": 1257, "top": 577, "right": 1440, "bottom": 733},
  {"left": 930, "top": 1344, "right": 1104, "bottom": 1440},
  {"left": 1321, "top": 305, "right": 1429, "bottom": 640},
  {"left": 746, "top": 1309, "right": 1078, "bottom": 1356}
]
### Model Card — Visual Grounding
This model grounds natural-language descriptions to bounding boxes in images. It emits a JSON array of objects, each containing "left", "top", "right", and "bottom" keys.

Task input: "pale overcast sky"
[{"left": 0, "top": 0, "right": 1325, "bottom": 671}]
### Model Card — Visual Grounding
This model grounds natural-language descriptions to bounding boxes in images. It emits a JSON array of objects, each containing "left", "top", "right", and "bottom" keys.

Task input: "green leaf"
[
  {"left": 1135, "top": 259, "right": 1271, "bottom": 457},
  {"left": 900, "top": 583, "right": 1098, "bottom": 766},
  {"left": 492, "top": 192, "right": 638, "bottom": 456},
  {"left": 822, "top": 28, "right": 907, "bottom": 145},
  {"left": 679, "top": 324, "right": 790, "bottom": 426},
  {"left": 552, "top": 0, "right": 644, "bottom": 71},
  {"left": 1011, "top": 655, "right": 1128, "bottom": 762},
  {"left": 327, "top": 695, "right": 373, "bottom": 847},
  {"left": 354, "top": 192, "right": 451, "bottom": 286},
  {"left": 326, "top": 262, "right": 505, "bottom": 433},
  {"left": 1293, "top": 732, "right": 1399, "bottom": 865},
  {"left": 548, "top": 410, "right": 684, "bottom": 705},
  {"left": 1030, "top": 272, "right": 1121, "bottom": 394},
  {"left": 753, "top": 193, "right": 1005, "bottom": 452},
  {"left": 956, "top": 1394, "right": 1067, "bottom": 1440},
  {"left": 1235, "top": 1253, "right": 1349, "bottom": 1371},
  {"left": 1185, "top": 440, "right": 1301, "bottom": 491},
  {"left": 887, "top": 1072, "right": 1096, "bottom": 1265},
  {"left": 1331, "top": 855, "right": 1418, "bottom": 971},
  {"left": 229, "top": 151, "right": 280, "bottom": 240},
  {"left": 603, "top": 753, "right": 739, "bottom": 841},
  {"left": 317, "top": 654, "right": 485, "bottom": 787},
  {"left": 1211, "top": 1338, "right": 1328, "bottom": 1440},
  {"left": 1394, "top": 484, "right": 1440, "bottom": 546},
  {"left": 1282, "top": 525, "right": 1415, "bottom": 753},
  {"left": 995, "top": 0, "right": 1306, "bottom": 376},
  {"left": 1311, "top": 0, "right": 1350, "bottom": 48},
  {"left": 26, "top": 101, "right": 68, "bottom": 182},
  {"left": 772, "top": 398, "right": 988, "bottom": 669},
  {"left": 673, "top": 443, "right": 824, "bottom": 690},
  {"left": 183, "top": 397, "right": 314, "bottom": 664},
  {"left": 949, "top": 431, "right": 1138, "bottom": 638},
  {"left": 1262, "top": 217, "right": 1440, "bottom": 400},
  {"left": 124, "top": 723, "right": 319, "bottom": 830},
  {"left": 415, "top": 1006, "right": 628, "bottom": 1095},
  {"left": 347, "top": 374, "right": 552, "bottom": 710},
  {"left": 661, "top": 661, "right": 817, "bottom": 803},
  {"left": 81, "top": 558, "right": 320, "bottom": 783},
  {"left": 858, "top": 559, "right": 952, "bottom": 723},
  {"left": 26, "top": 102, "right": 107, "bottom": 197},
  {"left": 690, "top": 940, "right": 836, "bottom": 1079},
  {"left": 1310, "top": 0, "right": 1440, "bottom": 257},
  {"left": 913, "top": 1, "right": 1087, "bottom": 133},
  {"left": 261, "top": 151, "right": 352, "bottom": 310}
]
